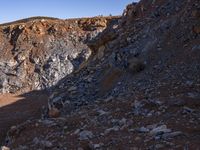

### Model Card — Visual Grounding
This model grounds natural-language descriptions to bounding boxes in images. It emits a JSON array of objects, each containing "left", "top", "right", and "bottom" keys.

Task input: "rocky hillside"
[
  {"left": 0, "top": 16, "right": 119, "bottom": 93},
  {"left": 1, "top": 0, "right": 200, "bottom": 149}
]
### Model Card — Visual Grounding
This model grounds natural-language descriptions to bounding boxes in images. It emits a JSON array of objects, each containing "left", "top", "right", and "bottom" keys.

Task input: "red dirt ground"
[{"left": 0, "top": 91, "right": 48, "bottom": 144}]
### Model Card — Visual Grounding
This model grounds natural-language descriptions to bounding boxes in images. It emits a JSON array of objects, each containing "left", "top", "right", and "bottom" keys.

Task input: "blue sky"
[{"left": 0, "top": 0, "right": 139, "bottom": 23}]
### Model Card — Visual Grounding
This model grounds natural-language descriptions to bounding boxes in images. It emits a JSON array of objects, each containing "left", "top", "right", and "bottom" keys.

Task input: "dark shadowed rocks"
[{"left": 1, "top": 0, "right": 200, "bottom": 149}]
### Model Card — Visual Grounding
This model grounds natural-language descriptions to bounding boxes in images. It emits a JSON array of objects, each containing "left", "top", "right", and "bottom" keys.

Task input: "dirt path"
[{"left": 0, "top": 91, "right": 48, "bottom": 144}]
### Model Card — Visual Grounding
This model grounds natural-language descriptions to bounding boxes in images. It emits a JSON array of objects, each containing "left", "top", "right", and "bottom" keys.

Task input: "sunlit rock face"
[{"left": 0, "top": 17, "right": 118, "bottom": 93}]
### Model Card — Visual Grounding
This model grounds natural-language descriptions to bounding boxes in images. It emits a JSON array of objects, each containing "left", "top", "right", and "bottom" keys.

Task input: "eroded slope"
[{"left": 1, "top": 0, "right": 200, "bottom": 149}]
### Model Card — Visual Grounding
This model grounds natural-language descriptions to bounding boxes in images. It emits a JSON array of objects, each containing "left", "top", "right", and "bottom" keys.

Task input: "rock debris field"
[{"left": 0, "top": 0, "right": 200, "bottom": 149}]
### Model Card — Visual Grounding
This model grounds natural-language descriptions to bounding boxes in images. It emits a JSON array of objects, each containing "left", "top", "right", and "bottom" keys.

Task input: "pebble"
[
  {"left": 104, "top": 126, "right": 120, "bottom": 134},
  {"left": 182, "top": 107, "right": 194, "bottom": 114},
  {"left": 104, "top": 96, "right": 113, "bottom": 102},
  {"left": 68, "top": 86, "right": 77, "bottom": 91},
  {"left": 155, "top": 144, "right": 164, "bottom": 149},
  {"left": 149, "top": 125, "right": 171, "bottom": 136},
  {"left": 162, "top": 131, "right": 183, "bottom": 139},
  {"left": 79, "top": 130, "right": 94, "bottom": 140},
  {"left": 90, "top": 143, "right": 104, "bottom": 149},
  {"left": 97, "top": 109, "right": 108, "bottom": 116},
  {"left": 48, "top": 107, "right": 60, "bottom": 118},
  {"left": 136, "top": 127, "right": 150, "bottom": 133},
  {"left": 42, "top": 140, "right": 53, "bottom": 148}
]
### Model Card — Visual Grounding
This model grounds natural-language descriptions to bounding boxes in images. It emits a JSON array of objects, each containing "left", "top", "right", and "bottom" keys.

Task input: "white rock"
[
  {"left": 105, "top": 126, "right": 120, "bottom": 134},
  {"left": 104, "top": 96, "right": 113, "bottom": 102},
  {"left": 150, "top": 125, "right": 171, "bottom": 136},
  {"left": 7, "top": 60, "right": 17, "bottom": 67},
  {"left": 137, "top": 127, "right": 149, "bottom": 133},
  {"left": 68, "top": 86, "right": 77, "bottom": 91},
  {"left": 97, "top": 109, "right": 108, "bottom": 116},
  {"left": 1, "top": 146, "right": 10, "bottom": 150}
]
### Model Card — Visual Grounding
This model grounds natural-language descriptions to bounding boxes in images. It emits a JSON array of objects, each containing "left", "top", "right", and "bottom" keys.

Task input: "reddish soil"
[
  {"left": 6, "top": 93, "right": 200, "bottom": 149},
  {"left": 0, "top": 91, "right": 48, "bottom": 144}
]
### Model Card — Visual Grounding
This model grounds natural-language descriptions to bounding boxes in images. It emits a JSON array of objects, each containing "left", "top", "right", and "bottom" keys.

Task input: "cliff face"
[
  {"left": 0, "top": 17, "right": 118, "bottom": 93},
  {"left": 1, "top": 0, "right": 200, "bottom": 149}
]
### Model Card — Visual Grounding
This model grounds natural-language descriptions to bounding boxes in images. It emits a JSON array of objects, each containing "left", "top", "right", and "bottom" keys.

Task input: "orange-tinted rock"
[
  {"left": 48, "top": 107, "right": 60, "bottom": 118},
  {"left": 193, "top": 26, "right": 200, "bottom": 34},
  {"left": 192, "top": 10, "right": 200, "bottom": 18}
]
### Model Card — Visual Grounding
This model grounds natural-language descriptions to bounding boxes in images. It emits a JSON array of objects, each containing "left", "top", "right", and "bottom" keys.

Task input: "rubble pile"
[{"left": 0, "top": 0, "right": 200, "bottom": 149}]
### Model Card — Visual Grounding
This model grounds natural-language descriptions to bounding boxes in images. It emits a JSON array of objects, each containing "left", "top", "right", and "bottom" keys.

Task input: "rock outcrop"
[
  {"left": 0, "top": 16, "right": 119, "bottom": 93},
  {"left": 1, "top": 0, "right": 200, "bottom": 149}
]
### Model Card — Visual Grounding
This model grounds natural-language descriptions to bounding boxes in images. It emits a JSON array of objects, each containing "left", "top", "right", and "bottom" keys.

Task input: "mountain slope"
[{"left": 1, "top": 0, "right": 200, "bottom": 149}]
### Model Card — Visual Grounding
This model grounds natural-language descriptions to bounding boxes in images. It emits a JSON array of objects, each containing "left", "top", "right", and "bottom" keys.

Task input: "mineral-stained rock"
[
  {"left": 2, "top": 0, "right": 200, "bottom": 149},
  {"left": 0, "top": 16, "right": 119, "bottom": 94},
  {"left": 48, "top": 107, "right": 60, "bottom": 118}
]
